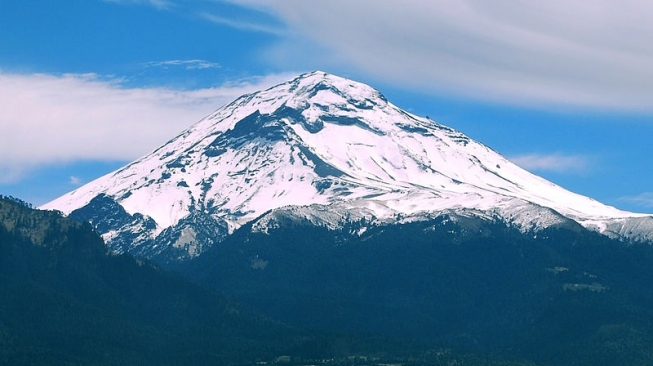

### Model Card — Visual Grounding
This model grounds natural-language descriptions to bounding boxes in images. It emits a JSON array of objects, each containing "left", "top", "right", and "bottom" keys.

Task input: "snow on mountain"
[{"left": 41, "top": 71, "right": 653, "bottom": 260}]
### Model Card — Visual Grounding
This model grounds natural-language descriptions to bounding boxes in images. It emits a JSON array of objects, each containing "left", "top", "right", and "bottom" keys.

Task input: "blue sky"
[{"left": 1, "top": 0, "right": 652, "bottom": 213}]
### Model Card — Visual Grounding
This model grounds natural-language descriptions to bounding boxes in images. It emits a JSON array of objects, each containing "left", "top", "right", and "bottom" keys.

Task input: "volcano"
[{"left": 41, "top": 71, "right": 653, "bottom": 263}]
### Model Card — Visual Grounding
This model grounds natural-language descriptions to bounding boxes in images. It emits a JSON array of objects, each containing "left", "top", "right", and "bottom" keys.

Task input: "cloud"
[
  {"left": 103, "top": 0, "right": 173, "bottom": 10},
  {"left": 619, "top": 192, "right": 653, "bottom": 208},
  {"left": 224, "top": 0, "right": 653, "bottom": 111},
  {"left": 144, "top": 59, "right": 221, "bottom": 70},
  {"left": 200, "top": 12, "right": 285, "bottom": 35},
  {"left": 509, "top": 153, "right": 590, "bottom": 173},
  {"left": 0, "top": 71, "right": 298, "bottom": 183},
  {"left": 69, "top": 176, "right": 82, "bottom": 186}
]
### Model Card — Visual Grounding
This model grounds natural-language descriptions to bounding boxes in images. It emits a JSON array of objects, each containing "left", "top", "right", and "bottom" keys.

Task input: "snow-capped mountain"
[{"left": 41, "top": 71, "right": 653, "bottom": 262}]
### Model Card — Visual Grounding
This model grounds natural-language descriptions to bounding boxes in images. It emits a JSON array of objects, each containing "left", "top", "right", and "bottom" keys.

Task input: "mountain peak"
[
  {"left": 241, "top": 70, "right": 389, "bottom": 118},
  {"left": 285, "top": 70, "right": 383, "bottom": 100}
]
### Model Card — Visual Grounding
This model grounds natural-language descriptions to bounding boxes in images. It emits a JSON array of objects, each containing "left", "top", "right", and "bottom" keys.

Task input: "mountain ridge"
[{"left": 41, "top": 71, "right": 653, "bottom": 261}]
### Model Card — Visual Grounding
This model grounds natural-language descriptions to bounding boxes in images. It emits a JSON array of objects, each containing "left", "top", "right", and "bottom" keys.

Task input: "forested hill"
[
  {"left": 5, "top": 194, "right": 653, "bottom": 365},
  {"left": 0, "top": 195, "right": 292, "bottom": 365}
]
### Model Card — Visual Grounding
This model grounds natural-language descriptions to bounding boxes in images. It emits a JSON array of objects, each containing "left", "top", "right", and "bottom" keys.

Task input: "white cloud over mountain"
[
  {"left": 620, "top": 192, "right": 653, "bottom": 209},
  {"left": 509, "top": 153, "right": 591, "bottom": 173}
]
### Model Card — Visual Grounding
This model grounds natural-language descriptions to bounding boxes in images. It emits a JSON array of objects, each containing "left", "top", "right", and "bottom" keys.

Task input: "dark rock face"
[
  {"left": 68, "top": 194, "right": 230, "bottom": 266},
  {"left": 152, "top": 209, "right": 229, "bottom": 266},
  {"left": 69, "top": 194, "right": 158, "bottom": 256}
]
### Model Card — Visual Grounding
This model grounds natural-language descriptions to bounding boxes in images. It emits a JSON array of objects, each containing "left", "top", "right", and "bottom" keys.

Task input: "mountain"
[
  {"left": 33, "top": 72, "right": 653, "bottom": 365},
  {"left": 41, "top": 71, "right": 653, "bottom": 263}
]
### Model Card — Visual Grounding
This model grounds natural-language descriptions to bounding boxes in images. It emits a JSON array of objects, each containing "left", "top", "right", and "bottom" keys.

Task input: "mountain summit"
[{"left": 42, "top": 71, "right": 653, "bottom": 262}]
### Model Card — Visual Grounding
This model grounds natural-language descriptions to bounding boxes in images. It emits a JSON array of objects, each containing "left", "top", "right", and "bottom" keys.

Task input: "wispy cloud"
[
  {"left": 618, "top": 192, "right": 653, "bottom": 209},
  {"left": 509, "top": 153, "right": 590, "bottom": 173},
  {"left": 69, "top": 176, "right": 82, "bottom": 186},
  {"left": 200, "top": 12, "right": 285, "bottom": 35},
  {"left": 144, "top": 59, "right": 221, "bottom": 70},
  {"left": 225, "top": 0, "right": 653, "bottom": 111},
  {"left": 0, "top": 71, "right": 298, "bottom": 183},
  {"left": 102, "top": 0, "right": 173, "bottom": 10}
]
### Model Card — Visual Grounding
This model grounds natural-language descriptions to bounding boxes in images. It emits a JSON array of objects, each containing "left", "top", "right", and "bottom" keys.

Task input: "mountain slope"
[{"left": 41, "top": 71, "right": 653, "bottom": 262}]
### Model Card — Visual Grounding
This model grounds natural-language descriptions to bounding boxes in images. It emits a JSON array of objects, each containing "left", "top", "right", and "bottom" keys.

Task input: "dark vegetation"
[
  {"left": 0, "top": 196, "right": 293, "bottom": 365},
  {"left": 3, "top": 194, "right": 653, "bottom": 365},
  {"left": 185, "top": 213, "right": 653, "bottom": 366}
]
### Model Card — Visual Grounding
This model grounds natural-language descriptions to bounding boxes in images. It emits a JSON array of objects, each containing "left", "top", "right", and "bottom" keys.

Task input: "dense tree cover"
[
  {"left": 0, "top": 196, "right": 542, "bottom": 365},
  {"left": 185, "top": 214, "right": 653, "bottom": 366},
  {"left": 0, "top": 196, "right": 295, "bottom": 365},
  {"left": 4, "top": 194, "right": 653, "bottom": 365}
]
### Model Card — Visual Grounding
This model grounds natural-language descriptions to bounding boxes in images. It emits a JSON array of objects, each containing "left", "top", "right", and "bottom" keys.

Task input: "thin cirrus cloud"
[
  {"left": 144, "top": 59, "right": 222, "bottom": 70},
  {"left": 619, "top": 192, "right": 653, "bottom": 209},
  {"left": 0, "top": 71, "right": 298, "bottom": 184},
  {"left": 225, "top": 0, "right": 653, "bottom": 111},
  {"left": 200, "top": 12, "right": 286, "bottom": 35},
  {"left": 102, "top": 0, "right": 173, "bottom": 10},
  {"left": 508, "top": 153, "right": 590, "bottom": 173}
]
